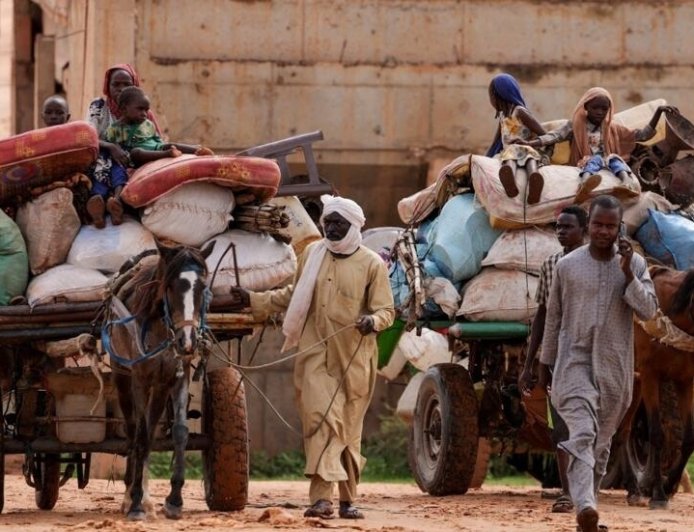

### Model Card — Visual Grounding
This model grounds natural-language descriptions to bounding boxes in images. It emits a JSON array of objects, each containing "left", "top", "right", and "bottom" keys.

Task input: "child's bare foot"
[
  {"left": 527, "top": 171, "right": 544, "bottom": 205},
  {"left": 106, "top": 196, "right": 124, "bottom": 226},
  {"left": 167, "top": 147, "right": 183, "bottom": 158},
  {"left": 195, "top": 146, "right": 214, "bottom": 156},
  {"left": 87, "top": 195, "right": 106, "bottom": 229},
  {"left": 499, "top": 164, "right": 520, "bottom": 198}
]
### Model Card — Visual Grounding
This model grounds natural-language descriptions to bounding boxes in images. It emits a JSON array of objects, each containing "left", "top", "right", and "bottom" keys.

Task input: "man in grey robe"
[{"left": 539, "top": 195, "right": 657, "bottom": 532}]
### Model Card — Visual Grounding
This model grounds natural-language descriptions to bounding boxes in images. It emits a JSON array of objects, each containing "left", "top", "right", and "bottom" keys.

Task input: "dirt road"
[{"left": 1, "top": 475, "right": 693, "bottom": 531}]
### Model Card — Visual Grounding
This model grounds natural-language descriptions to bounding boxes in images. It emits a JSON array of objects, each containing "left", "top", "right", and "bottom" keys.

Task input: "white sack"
[
  {"left": 362, "top": 226, "right": 403, "bottom": 255},
  {"left": 268, "top": 196, "right": 322, "bottom": 257},
  {"left": 16, "top": 188, "right": 81, "bottom": 274},
  {"left": 622, "top": 191, "right": 674, "bottom": 235},
  {"left": 423, "top": 277, "right": 461, "bottom": 318},
  {"left": 141, "top": 182, "right": 235, "bottom": 246},
  {"left": 67, "top": 217, "right": 157, "bottom": 273},
  {"left": 458, "top": 267, "right": 538, "bottom": 323},
  {"left": 481, "top": 226, "right": 562, "bottom": 274},
  {"left": 27, "top": 265, "right": 108, "bottom": 307},
  {"left": 472, "top": 156, "right": 641, "bottom": 229},
  {"left": 205, "top": 229, "right": 297, "bottom": 294},
  {"left": 397, "top": 328, "right": 451, "bottom": 372},
  {"left": 377, "top": 345, "right": 408, "bottom": 381},
  {"left": 397, "top": 184, "right": 437, "bottom": 225}
]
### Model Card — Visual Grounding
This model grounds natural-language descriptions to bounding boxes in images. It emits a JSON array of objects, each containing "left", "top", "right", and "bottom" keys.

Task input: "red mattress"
[
  {"left": 121, "top": 155, "right": 281, "bottom": 208},
  {"left": 0, "top": 121, "right": 99, "bottom": 205}
]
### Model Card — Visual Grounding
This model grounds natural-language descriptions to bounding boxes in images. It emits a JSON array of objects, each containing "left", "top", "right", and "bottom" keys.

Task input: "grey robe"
[{"left": 540, "top": 245, "right": 656, "bottom": 499}]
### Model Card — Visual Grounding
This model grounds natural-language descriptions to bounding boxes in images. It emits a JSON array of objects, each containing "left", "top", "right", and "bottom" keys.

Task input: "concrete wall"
[
  {"left": 0, "top": 0, "right": 13, "bottom": 137},
  {"left": 62, "top": 1, "right": 694, "bottom": 163}
]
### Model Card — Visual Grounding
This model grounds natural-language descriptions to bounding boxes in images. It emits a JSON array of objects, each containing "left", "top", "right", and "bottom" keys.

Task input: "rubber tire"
[
  {"left": 410, "top": 363, "right": 479, "bottom": 496},
  {"left": 202, "top": 367, "right": 249, "bottom": 511},
  {"left": 34, "top": 454, "right": 60, "bottom": 510}
]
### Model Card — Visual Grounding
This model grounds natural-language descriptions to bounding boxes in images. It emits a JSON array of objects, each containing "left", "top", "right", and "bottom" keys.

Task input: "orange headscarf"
[
  {"left": 569, "top": 87, "right": 635, "bottom": 166},
  {"left": 103, "top": 63, "right": 161, "bottom": 133}
]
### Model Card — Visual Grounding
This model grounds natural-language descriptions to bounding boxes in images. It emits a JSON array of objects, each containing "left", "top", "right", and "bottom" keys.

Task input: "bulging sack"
[
  {"left": 267, "top": 196, "right": 322, "bottom": 257},
  {"left": 26, "top": 264, "right": 108, "bottom": 307},
  {"left": 481, "top": 226, "right": 562, "bottom": 274},
  {"left": 141, "top": 182, "right": 235, "bottom": 246},
  {"left": 67, "top": 217, "right": 157, "bottom": 273},
  {"left": 396, "top": 328, "right": 451, "bottom": 372},
  {"left": 0, "top": 209, "right": 29, "bottom": 305},
  {"left": 458, "top": 267, "right": 538, "bottom": 323},
  {"left": 427, "top": 194, "right": 501, "bottom": 283},
  {"left": 622, "top": 191, "right": 674, "bottom": 236},
  {"left": 16, "top": 188, "right": 81, "bottom": 274},
  {"left": 204, "top": 229, "right": 297, "bottom": 294},
  {"left": 472, "top": 155, "right": 641, "bottom": 229},
  {"left": 635, "top": 209, "right": 694, "bottom": 270}
]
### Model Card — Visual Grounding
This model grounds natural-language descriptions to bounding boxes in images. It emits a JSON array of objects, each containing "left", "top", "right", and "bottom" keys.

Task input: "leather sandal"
[
  {"left": 303, "top": 499, "right": 334, "bottom": 519},
  {"left": 551, "top": 493, "right": 574, "bottom": 513},
  {"left": 339, "top": 501, "right": 365, "bottom": 519}
]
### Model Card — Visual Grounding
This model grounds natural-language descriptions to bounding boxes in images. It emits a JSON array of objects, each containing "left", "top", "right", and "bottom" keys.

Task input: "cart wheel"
[
  {"left": 410, "top": 363, "right": 479, "bottom": 496},
  {"left": 202, "top": 367, "right": 248, "bottom": 511},
  {"left": 34, "top": 453, "right": 60, "bottom": 510}
]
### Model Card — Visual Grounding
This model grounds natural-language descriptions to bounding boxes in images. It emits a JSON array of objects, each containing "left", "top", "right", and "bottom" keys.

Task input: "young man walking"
[
  {"left": 539, "top": 195, "right": 657, "bottom": 532},
  {"left": 519, "top": 205, "right": 587, "bottom": 514}
]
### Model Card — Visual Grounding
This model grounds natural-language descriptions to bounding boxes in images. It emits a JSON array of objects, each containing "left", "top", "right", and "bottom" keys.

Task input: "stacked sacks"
[
  {"left": 457, "top": 227, "right": 561, "bottom": 323},
  {"left": 2, "top": 146, "right": 293, "bottom": 309},
  {"left": 390, "top": 193, "right": 499, "bottom": 319}
]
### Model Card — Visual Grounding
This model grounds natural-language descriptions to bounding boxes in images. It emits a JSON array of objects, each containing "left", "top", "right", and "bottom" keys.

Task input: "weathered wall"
[
  {"left": 65, "top": 0, "right": 694, "bottom": 163},
  {"left": 0, "top": 0, "right": 13, "bottom": 137}
]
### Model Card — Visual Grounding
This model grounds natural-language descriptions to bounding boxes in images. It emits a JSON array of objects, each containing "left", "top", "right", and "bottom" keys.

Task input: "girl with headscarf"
[
  {"left": 83, "top": 64, "right": 163, "bottom": 228},
  {"left": 528, "top": 87, "right": 677, "bottom": 203},
  {"left": 487, "top": 73, "right": 549, "bottom": 204}
]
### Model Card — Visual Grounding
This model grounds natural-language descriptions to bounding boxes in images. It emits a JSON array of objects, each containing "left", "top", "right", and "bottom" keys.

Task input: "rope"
[
  {"left": 204, "top": 324, "right": 365, "bottom": 437},
  {"left": 636, "top": 310, "right": 694, "bottom": 352},
  {"left": 204, "top": 323, "right": 355, "bottom": 370}
]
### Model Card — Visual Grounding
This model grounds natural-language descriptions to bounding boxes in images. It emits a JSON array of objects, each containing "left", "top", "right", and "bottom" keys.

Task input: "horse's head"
[{"left": 157, "top": 240, "right": 215, "bottom": 355}]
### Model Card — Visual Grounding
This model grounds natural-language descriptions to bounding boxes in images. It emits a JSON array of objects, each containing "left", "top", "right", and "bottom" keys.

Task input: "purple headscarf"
[{"left": 486, "top": 73, "right": 528, "bottom": 157}]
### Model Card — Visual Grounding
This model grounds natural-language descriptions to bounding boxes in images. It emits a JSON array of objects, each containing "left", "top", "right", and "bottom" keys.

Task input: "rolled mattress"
[
  {"left": 121, "top": 154, "right": 281, "bottom": 208},
  {"left": 0, "top": 121, "right": 99, "bottom": 205}
]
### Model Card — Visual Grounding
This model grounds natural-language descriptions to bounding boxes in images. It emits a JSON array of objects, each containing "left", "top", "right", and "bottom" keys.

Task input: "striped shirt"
[{"left": 535, "top": 251, "right": 564, "bottom": 306}]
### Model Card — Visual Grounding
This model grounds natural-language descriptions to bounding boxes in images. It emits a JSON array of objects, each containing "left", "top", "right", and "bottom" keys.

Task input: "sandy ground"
[{"left": 1, "top": 475, "right": 694, "bottom": 531}]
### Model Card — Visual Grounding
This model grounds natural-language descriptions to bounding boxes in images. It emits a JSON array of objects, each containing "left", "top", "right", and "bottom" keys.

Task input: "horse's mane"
[
  {"left": 129, "top": 247, "right": 209, "bottom": 320},
  {"left": 669, "top": 268, "right": 694, "bottom": 315}
]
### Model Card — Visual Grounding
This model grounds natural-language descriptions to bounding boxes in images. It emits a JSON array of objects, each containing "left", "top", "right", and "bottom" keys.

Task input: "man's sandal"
[
  {"left": 304, "top": 499, "right": 334, "bottom": 519},
  {"left": 576, "top": 507, "right": 599, "bottom": 532},
  {"left": 339, "top": 501, "right": 365, "bottom": 519},
  {"left": 551, "top": 493, "right": 574, "bottom": 513}
]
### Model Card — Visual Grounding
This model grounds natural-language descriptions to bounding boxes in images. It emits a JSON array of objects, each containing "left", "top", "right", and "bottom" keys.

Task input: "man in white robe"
[{"left": 231, "top": 196, "right": 394, "bottom": 519}]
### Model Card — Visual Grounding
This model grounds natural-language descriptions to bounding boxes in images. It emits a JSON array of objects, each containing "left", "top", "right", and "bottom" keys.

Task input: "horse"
[
  {"left": 620, "top": 265, "right": 694, "bottom": 508},
  {"left": 107, "top": 240, "right": 214, "bottom": 520}
]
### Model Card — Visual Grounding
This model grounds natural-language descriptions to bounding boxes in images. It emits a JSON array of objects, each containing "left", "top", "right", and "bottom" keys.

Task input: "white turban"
[
  {"left": 281, "top": 195, "right": 366, "bottom": 352},
  {"left": 320, "top": 194, "right": 366, "bottom": 228}
]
